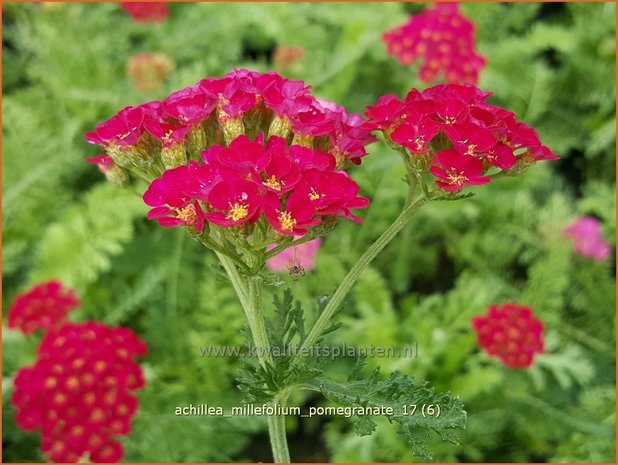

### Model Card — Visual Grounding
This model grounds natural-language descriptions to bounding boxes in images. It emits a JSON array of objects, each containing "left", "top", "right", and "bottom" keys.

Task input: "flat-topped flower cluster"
[
  {"left": 365, "top": 83, "right": 559, "bottom": 192},
  {"left": 8, "top": 281, "right": 80, "bottom": 335},
  {"left": 383, "top": 3, "right": 486, "bottom": 85},
  {"left": 472, "top": 303, "right": 545, "bottom": 368},
  {"left": 86, "top": 70, "right": 375, "bottom": 242},
  {"left": 13, "top": 322, "right": 146, "bottom": 462}
]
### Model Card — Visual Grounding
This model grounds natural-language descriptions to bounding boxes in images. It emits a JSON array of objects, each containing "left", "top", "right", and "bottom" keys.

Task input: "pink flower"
[
  {"left": 8, "top": 281, "right": 80, "bottom": 335},
  {"left": 365, "top": 94, "right": 405, "bottom": 131},
  {"left": 429, "top": 149, "right": 490, "bottom": 192},
  {"left": 143, "top": 162, "right": 206, "bottom": 231},
  {"left": 86, "top": 155, "right": 114, "bottom": 173},
  {"left": 205, "top": 179, "right": 263, "bottom": 227},
  {"left": 266, "top": 236, "right": 322, "bottom": 272},
  {"left": 294, "top": 169, "right": 370, "bottom": 223},
  {"left": 383, "top": 3, "right": 486, "bottom": 85},
  {"left": 472, "top": 303, "right": 544, "bottom": 369},
  {"left": 13, "top": 321, "right": 147, "bottom": 462},
  {"left": 202, "top": 134, "right": 269, "bottom": 175},
  {"left": 255, "top": 137, "right": 302, "bottom": 195},
  {"left": 86, "top": 70, "right": 376, "bottom": 175},
  {"left": 391, "top": 113, "right": 441, "bottom": 155},
  {"left": 163, "top": 86, "right": 216, "bottom": 125},
  {"left": 264, "top": 192, "right": 320, "bottom": 235},
  {"left": 121, "top": 2, "right": 168, "bottom": 23},
  {"left": 365, "top": 82, "right": 559, "bottom": 192},
  {"left": 563, "top": 216, "right": 612, "bottom": 261},
  {"left": 85, "top": 106, "right": 146, "bottom": 148}
]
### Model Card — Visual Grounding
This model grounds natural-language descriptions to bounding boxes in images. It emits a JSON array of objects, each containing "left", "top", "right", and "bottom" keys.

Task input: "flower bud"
[
  {"left": 86, "top": 155, "right": 129, "bottom": 187},
  {"left": 292, "top": 133, "right": 314, "bottom": 148},
  {"left": 186, "top": 124, "right": 207, "bottom": 157},
  {"left": 161, "top": 143, "right": 187, "bottom": 169},
  {"left": 217, "top": 107, "right": 245, "bottom": 145},
  {"left": 268, "top": 115, "right": 292, "bottom": 139}
]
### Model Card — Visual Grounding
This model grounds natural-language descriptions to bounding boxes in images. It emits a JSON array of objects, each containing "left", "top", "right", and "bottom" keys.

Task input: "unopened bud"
[
  {"left": 268, "top": 115, "right": 292, "bottom": 139},
  {"left": 217, "top": 107, "right": 245, "bottom": 145},
  {"left": 161, "top": 143, "right": 187, "bottom": 169},
  {"left": 292, "top": 133, "right": 314, "bottom": 148},
  {"left": 187, "top": 125, "right": 207, "bottom": 157}
]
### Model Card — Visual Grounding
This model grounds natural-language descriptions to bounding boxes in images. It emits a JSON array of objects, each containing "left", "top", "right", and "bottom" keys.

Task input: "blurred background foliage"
[{"left": 2, "top": 2, "right": 616, "bottom": 462}]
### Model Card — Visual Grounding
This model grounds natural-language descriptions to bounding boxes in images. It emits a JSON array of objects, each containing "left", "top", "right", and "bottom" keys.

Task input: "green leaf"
[{"left": 316, "top": 370, "right": 467, "bottom": 459}]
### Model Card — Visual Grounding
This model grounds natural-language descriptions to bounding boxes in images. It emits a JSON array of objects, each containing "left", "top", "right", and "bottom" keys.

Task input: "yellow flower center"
[
  {"left": 175, "top": 204, "right": 198, "bottom": 225},
  {"left": 308, "top": 187, "right": 324, "bottom": 201},
  {"left": 226, "top": 202, "right": 249, "bottom": 222},
  {"left": 447, "top": 170, "right": 469, "bottom": 187},
  {"left": 278, "top": 211, "right": 297, "bottom": 231},
  {"left": 263, "top": 175, "right": 283, "bottom": 191}
]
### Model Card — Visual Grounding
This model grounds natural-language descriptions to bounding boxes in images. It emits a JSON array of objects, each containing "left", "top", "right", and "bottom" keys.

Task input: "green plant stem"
[
  {"left": 267, "top": 394, "right": 291, "bottom": 463},
  {"left": 246, "top": 276, "right": 272, "bottom": 367},
  {"left": 215, "top": 254, "right": 290, "bottom": 462},
  {"left": 296, "top": 194, "right": 429, "bottom": 360}
]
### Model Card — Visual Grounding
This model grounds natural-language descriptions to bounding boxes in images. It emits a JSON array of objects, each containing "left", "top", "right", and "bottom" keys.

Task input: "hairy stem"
[
  {"left": 216, "top": 253, "right": 290, "bottom": 462},
  {"left": 268, "top": 394, "right": 291, "bottom": 463},
  {"left": 246, "top": 276, "right": 272, "bottom": 367},
  {"left": 296, "top": 194, "right": 429, "bottom": 359}
]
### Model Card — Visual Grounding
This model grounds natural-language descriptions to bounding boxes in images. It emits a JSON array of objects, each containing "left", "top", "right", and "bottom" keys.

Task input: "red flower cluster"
[
  {"left": 12, "top": 322, "right": 147, "bottom": 463},
  {"left": 383, "top": 3, "right": 486, "bottom": 85},
  {"left": 143, "top": 134, "right": 369, "bottom": 235},
  {"left": 85, "top": 69, "right": 375, "bottom": 179},
  {"left": 365, "top": 83, "right": 558, "bottom": 192},
  {"left": 120, "top": 2, "right": 169, "bottom": 23},
  {"left": 472, "top": 303, "right": 544, "bottom": 368},
  {"left": 8, "top": 281, "right": 80, "bottom": 335}
]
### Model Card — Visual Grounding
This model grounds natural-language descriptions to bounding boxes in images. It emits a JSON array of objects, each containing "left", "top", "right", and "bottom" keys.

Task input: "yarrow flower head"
[
  {"left": 127, "top": 52, "right": 175, "bottom": 92},
  {"left": 472, "top": 303, "right": 544, "bottom": 369},
  {"left": 86, "top": 70, "right": 374, "bottom": 268},
  {"left": 365, "top": 83, "right": 558, "bottom": 193},
  {"left": 266, "top": 236, "right": 322, "bottom": 272},
  {"left": 563, "top": 216, "right": 612, "bottom": 261},
  {"left": 273, "top": 46, "right": 305, "bottom": 71},
  {"left": 12, "top": 322, "right": 147, "bottom": 463},
  {"left": 121, "top": 2, "right": 169, "bottom": 23},
  {"left": 8, "top": 281, "right": 80, "bottom": 335},
  {"left": 383, "top": 3, "right": 486, "bottom": 85}
]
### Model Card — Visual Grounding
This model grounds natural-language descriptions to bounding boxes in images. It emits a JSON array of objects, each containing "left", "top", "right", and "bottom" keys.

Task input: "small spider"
[{"left": 287, "top": 252, "right": 305, "bottom": 281}]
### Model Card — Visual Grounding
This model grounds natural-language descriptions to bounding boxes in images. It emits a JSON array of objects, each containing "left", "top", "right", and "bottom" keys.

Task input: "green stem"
[
  {"left": 296, "top": 194, "right": 429, "bottom": 359},
  {"left": 215, "top": 252, "right": 250, "bottom": 317},
  {"left": 246, "top": 276, "right": 272, "bottom": 367},
  {"left": 215, "top": 255, "right": 290, "bottom": 462},
  {"left": 268, "top": 394, "right": 291, "bottom": 463}
]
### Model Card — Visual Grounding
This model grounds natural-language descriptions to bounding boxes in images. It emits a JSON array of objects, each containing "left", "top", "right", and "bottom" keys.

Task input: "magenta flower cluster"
[
  {"left": 365, "top": 83, "right": 559, "bottom": 192},
  {"left": 383, "top": 3, "right": 486, "bottom": 85},
  {"left": 85, "top": 69, "right": 375, "bottom": 174},
  {"left": 86, "top": 70, "right": 376, "bottom": 239},
  {"left": 143, "top": 134, "right": 369, "bottom": 235}
]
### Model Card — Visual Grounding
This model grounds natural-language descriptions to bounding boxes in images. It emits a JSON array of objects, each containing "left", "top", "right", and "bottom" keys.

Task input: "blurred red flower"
[
  {"left": 121, "top": 2, "right": 168, "bottom": 23},
  {"left": 472, "top": 303, "right": 544, "bottom": 368},
  {"left": 12, "top": 322, "right": 147, "bottom": 463},
  {"left": 8, "top": 281, "right": 80, "bottom": 335},
  {"left": 383, "top": 3, "right": 486, "bottom": 85}
]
